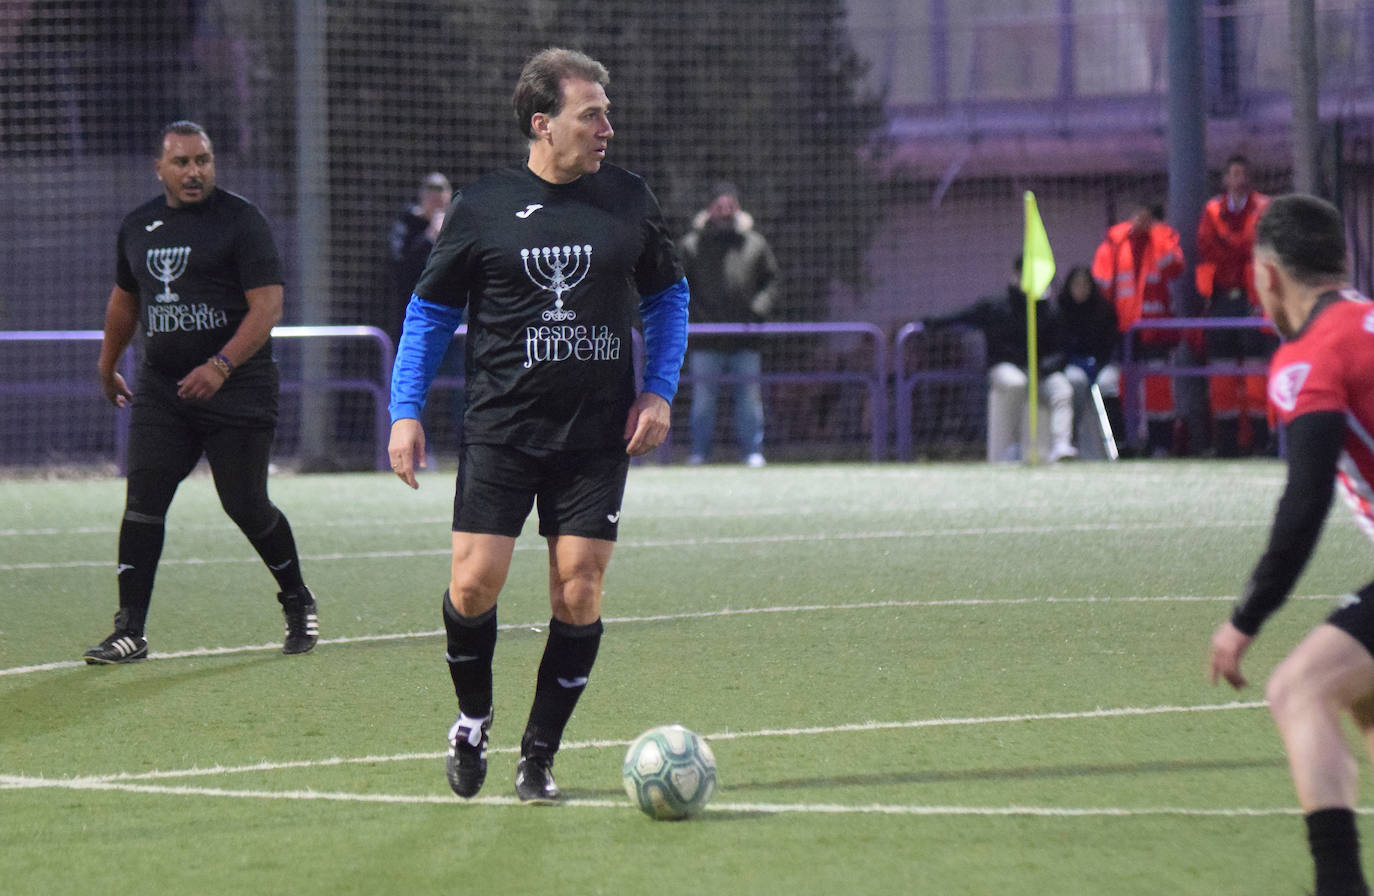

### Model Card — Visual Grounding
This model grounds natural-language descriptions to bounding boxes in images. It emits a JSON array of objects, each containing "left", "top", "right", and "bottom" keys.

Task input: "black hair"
[
  {"left": 1255, "top": 194, "right": 1347, "bottom": 285},
  {"left": 158, "top": 120, "right": 210, "bottom": 155}
]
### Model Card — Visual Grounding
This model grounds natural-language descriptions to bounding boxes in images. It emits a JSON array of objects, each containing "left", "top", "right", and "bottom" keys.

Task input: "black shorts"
[
  {"left": 129, "top": 366, "right": 278, "bottom": 469},
  {"left": 452, "top": 443, "right": 630, "bottom": 541},
  {"left": 1326, "top": 581, "right": 1374, "bottom": 660},
  {"left": 125, "top": 367, "right": 279, "bottom": 524},
  {"left": 134, "top": 363, "right": 279, "bottom": 430}
]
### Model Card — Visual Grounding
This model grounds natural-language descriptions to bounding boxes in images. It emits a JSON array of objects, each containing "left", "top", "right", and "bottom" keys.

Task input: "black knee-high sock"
[
  {"left": 522, "top": 617, "right": 603, "bottom": 759},
  {"left": 247, "top": 510, "right": 306, "bottom": 594},
  {"left": 442, "top": 592, "right": 497, "bottom": 719},
  {"left": 1308, "top": 808, "right": 1371, "bottom": 896},
  {"left": 116, "top": 514, "right": 165, "bottom": 636}
]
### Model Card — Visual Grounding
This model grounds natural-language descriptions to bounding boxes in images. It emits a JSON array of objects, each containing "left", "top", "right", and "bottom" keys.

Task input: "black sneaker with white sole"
[
  {"left": 446, "top": 713, "right": 492, "bottom": 798},
  {"left": 514, "top": 755, "right": 562, "bottom": 805},
  {"left": 83, "top": 630, "right": 148, "bottom": 665},
  {"left": 278, "top": 587, "right": 318, "bottom": 655}
]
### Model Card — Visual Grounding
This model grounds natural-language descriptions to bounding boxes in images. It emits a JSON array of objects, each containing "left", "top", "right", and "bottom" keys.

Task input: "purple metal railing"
[
  {"left": 892, "top": 320, "right": 986, "bottom": 461},
  {"left": 892, "top": 316, "right": 1279, "bottom": 461},
  {"left": 2, "top": 317, "right": 1279, "bottom": 467},
  {"left": 0, "top": 326, "right": 395, "bottom": 471},
  {"left": 1120, "top": 316, "right": 1275, "bottom": 452},
  {"left": 675, "top": 322, "right": 890, "bottom": 462},
  {"left": 0, "top": 330, "right": 139, "bottom": 468},
  {"left": 272, "top": 326, "right": 396, "bottom": 470}
]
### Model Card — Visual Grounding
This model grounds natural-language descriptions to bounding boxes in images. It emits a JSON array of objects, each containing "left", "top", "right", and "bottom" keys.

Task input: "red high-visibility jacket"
[
  {"left": 1092, "top": 220, "right": 1184, "bottom": 334},
  {"left": 1195, "top": 190, "right": 1270, "bottom": 305}
]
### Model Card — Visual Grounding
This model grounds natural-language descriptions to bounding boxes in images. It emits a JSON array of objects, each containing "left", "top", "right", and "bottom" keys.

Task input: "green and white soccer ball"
[{"left": 622, "top": 724, "right": 717, "bottom": 820}]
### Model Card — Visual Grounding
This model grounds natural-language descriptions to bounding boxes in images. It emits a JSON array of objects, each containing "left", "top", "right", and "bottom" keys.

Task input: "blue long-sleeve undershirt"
[
  {"left": 388, "top": 295, "right": 463, "bottom": 423},
  {"left": 640, "top": 276, "right": 690, "bottom": 403},
  {"left": 388, "top": 277, "right": 689, "bottom": 424}
]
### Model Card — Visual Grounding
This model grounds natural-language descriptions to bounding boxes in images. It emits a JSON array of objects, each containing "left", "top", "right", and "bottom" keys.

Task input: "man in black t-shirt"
[
  {"left": 388, "top": 48, "right": 690, "bottom": 804},
  {"left": 83, "top": 120, "right": 318, "bottom": 665}
]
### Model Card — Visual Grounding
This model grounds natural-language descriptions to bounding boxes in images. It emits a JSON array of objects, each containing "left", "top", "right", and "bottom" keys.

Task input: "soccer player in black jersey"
[
  {"left": 388, "top": 48, "right": 690, "bottom": 804},
  {"left": 83, "top": 121, "right": 318, "bottom": 665}
]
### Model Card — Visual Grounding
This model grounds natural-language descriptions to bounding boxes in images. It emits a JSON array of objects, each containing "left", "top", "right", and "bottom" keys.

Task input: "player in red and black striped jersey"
[
  {"left": 387, "top": 49, "right": 689, "bottom": 804},
  {"left": 83, "top": 121, "right": 317, "bottom": 666},
  {"left": 1210, "top": 194, "right": 1374, "bottom": 896}
]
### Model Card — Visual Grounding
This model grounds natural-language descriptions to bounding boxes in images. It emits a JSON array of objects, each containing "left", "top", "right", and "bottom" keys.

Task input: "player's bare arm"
[
  {"left": 176, "top": 283, "right": 283, "bottom": 401},
  {"left": 624, "top": 392, "right": 671, "bottom": 456},
  {"left": 98, "top": 286, "right": 139, "bottom": 407},
  {"left": 388, "top": 417, "right": 427, "bottom": 489}
]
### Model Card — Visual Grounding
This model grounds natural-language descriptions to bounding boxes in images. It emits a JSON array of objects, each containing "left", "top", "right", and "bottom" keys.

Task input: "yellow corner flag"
[
  {"left": 1020, "top": 191, "right": 1055, "bottom": 300},
  {"left": 1021, "top": 191, "right": 1055, "bottom": 463}
]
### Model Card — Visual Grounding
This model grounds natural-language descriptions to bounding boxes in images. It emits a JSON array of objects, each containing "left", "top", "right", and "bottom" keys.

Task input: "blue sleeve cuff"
[
  {"left": 389, "top": 295, "right": 465, "bottom": 423},
  {"left": 639, "top": 277, "right": 690, "bottom": 403}
]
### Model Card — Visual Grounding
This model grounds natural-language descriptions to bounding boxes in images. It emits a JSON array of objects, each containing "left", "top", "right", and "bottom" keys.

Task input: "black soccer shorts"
[
  {"left": 452, "top": 443, "right": 630, "bottom": 541},
  {"left": 125, "top": 368, "right": 279, "bottom": 529},
  {"left": 1326, "top": 580, "right": 1374, "bottom": 660}
]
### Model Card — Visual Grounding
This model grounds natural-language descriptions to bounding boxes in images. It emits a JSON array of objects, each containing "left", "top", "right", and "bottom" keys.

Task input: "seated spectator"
[
  {"left": 1055, "top": 265, "right": 1125, "bottom": 456},
  {"left": 924, "top": 256, "right": 1076, "bottom": 463}
]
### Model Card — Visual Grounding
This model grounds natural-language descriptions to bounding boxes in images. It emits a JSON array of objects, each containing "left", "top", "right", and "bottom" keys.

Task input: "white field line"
[
  {"left": 0, "top": 519, "right": 1269, "bottom": 572},
  {"left": 0, "top": 776, "right": 1308, "bottom": 817},
  {"left": 0, "top": 501, "right": 1266, "bottom": 537},
  {"left": 0, "top": 475, "right": 1286, "bottom": 539},
  {"left": 0, "top": 594, "right": 1346, "bottom": 679},
  {"left": 19, "top": 700, "right": 1269, "bottom": 782},
  {"left": 1, "top": 701, "right": 1303, "bottom": 818}
]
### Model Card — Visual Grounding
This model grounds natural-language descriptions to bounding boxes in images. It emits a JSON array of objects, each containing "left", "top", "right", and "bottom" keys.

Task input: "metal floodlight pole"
[
  {"left": 295, "top": 0, "right": 332, "bottom": 466},
  {"left": 1167, "top": 0, "right": 1210, "bottom": 456},
  {"left": 1167, "top": 0, "right": 1207, "bottom": 311},
  {"left": 1289, "top": 0, "right": 1321, "bottom": 195}
]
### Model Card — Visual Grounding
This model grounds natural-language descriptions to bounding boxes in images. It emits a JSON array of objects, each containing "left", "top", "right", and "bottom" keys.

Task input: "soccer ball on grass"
[{"left": 622, "top": 724, "right": 717, "bottom": 820}]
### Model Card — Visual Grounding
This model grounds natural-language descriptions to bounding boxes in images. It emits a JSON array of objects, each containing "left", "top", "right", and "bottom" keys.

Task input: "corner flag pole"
[{"left": 1020, "top": 191, "right": 1055, "bottom": 464}]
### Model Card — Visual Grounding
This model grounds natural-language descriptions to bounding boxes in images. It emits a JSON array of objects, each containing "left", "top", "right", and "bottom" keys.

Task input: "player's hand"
[
  {"left": 101, "top": 370, "right": 133, "bottom": 408},
  {"left": 1209, "top": 621, "right": 1253, "bottom": 690},
  {"left": 388, "top": 418, "right": 426, "bottom": 489},
  {"left": 624, "top": 392, "right": 670, "bottom": 457},
  {"left": 176, "top": 361, "right": 226, "bottom": 402}
]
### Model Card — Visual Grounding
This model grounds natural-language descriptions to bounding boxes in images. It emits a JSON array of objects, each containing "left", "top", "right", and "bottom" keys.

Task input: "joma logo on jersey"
[
  {"left": 523, "top": 324, "right": 621, "bottom": 368},
  {"left": 146, "top": 246, "right": 191, "bottom": 303},
  {"left": 522, "top": 245, "right": 592, "bottom": 322},
  {"left": 1269, "top": 361, "right": 1312, "bottom": 413}
]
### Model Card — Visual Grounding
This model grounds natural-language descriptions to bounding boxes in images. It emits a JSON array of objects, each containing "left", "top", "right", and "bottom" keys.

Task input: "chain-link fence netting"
[{"left": 2, "top": 1, "right": 1372, "bottom": 468}]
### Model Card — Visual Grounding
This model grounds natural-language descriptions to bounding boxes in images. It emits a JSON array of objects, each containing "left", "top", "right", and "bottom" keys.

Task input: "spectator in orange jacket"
[
  {"left": 1196, "top": 154, "right": 1275, "bottom": 456},
  {"left": 1092, "top": 201, "right": 1185, "bottom": 456}
]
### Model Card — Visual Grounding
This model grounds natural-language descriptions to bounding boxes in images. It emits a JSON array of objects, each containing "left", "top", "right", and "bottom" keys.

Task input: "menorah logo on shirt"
[
  {"left": 521, "top": 244, "right": 591, "bottom": 322},
  {"left": 146, "top": 246, "right": 191, "bottom": 304}
]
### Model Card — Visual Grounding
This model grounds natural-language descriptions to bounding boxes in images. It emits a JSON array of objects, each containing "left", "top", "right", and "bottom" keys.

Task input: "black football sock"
[
  {"left": 116, "top": 513, "right": 165, "bottom": 636},
  {"left": 522, "top": 617, "right": 603, "bottom": 760},
  {"left": 247, "top": 510, "right": 306, "bottom": 594},
  {"left": 1308, "top": 807, "right": 1371, "bottom": 896},
  {"left": 442, "top": 592, "right": 497, "bottom": 720}
]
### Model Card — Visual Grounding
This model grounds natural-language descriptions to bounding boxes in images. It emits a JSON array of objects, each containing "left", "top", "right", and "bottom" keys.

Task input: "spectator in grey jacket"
[{"left": 679, "top": 183, "right": 780, "bottom": 466}]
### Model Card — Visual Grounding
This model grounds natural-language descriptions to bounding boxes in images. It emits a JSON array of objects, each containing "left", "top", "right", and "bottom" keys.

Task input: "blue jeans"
[{"left": 689, "top": 349, "right": 764, "bottom": 460}]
